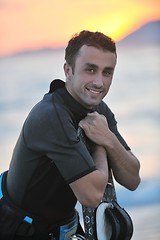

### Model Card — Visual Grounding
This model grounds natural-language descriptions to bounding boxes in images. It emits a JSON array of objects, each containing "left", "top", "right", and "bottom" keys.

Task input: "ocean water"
[
  {"left": 0, "top": 44, "right": 159, "bottom": 179},
  {"left": 0, "top": 44, "right": 160, "bottom": 239}
]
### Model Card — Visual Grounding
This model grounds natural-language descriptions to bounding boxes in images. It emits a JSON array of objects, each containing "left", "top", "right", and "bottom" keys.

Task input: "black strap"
[{"left": 77, "top": 127, "right": 117, "bottom": 240}]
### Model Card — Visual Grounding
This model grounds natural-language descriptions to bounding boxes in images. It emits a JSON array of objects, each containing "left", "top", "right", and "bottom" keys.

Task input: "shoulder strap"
[
  {"left": 77, "top": 127, "right": 116, "bottom": 240},
  {"left": 82, "top": 171, "right": 117, "bottom": 240}
]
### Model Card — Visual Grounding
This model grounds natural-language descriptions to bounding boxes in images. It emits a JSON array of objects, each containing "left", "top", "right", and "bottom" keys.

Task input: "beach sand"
[{"left": 129, "top": 204, "right": 160, "bottom": 240}]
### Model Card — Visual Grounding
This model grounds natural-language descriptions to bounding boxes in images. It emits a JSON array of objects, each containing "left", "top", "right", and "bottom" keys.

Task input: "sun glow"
[{"left": 0, "top": 0, "right": 160, "bottom": 56}]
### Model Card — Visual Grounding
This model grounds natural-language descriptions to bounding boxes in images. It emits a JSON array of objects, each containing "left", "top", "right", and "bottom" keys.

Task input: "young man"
[{"left": 0, "top": 31, "right": 140, "bottom": 239}]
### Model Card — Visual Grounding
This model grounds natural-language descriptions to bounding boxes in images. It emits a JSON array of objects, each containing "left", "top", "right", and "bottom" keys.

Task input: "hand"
[{"left": 79, "top": 111, "right": 111, "bottom": 146}]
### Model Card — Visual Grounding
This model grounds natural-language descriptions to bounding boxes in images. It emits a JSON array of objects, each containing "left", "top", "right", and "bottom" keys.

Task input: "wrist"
[{"left": 103, "top": 131, "right": 118, "bottom": 151}]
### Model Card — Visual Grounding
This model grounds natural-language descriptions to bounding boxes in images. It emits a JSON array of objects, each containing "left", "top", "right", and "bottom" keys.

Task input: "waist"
[
  {"left": 16, "top": 209, "right": 79, "bottom": 239},
  {"left": 0, "top": 171, "right": 79, "bottom": 239}
]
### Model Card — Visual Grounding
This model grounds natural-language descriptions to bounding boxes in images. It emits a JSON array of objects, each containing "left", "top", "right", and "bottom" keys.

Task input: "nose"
[{"left": 93, "top": 73, "right": 103, "bottom": 88}]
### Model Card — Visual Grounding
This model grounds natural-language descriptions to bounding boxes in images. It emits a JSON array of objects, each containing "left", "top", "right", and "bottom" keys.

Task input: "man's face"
[{"left": 65, "top": 45, "right": 117, "bottom": 109}]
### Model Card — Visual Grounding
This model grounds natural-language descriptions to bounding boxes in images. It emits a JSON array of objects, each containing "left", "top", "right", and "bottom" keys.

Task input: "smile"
[{"left": 87, "top": 88, "right": 103, "bottom": 94}]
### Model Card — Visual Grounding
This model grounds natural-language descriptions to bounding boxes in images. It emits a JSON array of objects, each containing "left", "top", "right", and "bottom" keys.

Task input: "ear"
[{"left": 63, "top": 62, "right": 72, "bottom": 80}]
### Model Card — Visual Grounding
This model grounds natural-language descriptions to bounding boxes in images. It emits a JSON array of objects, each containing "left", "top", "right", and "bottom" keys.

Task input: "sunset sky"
[{"left": 0, "top": 0, "right": 160, "bottom": 56}]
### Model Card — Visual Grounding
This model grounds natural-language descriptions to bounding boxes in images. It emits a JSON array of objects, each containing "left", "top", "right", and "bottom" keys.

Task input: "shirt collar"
[{"left": 49, "top": 79, "right": 94, "bottom": 122}]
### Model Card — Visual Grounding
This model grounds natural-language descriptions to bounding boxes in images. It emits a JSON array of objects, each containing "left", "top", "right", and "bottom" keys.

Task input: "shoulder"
[
  {"left": 24, "top": 92, "right": 72, "bottom": 131},
  {"left": 95, "top": 101, "right": 117, "bottom": 124}
]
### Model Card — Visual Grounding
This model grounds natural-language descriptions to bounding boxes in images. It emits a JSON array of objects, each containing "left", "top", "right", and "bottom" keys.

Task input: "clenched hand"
[{"left": 79, "top": 111, "right": 112, "bottom": 146}]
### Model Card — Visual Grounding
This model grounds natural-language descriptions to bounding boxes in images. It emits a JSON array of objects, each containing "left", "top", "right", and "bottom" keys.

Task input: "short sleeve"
[{"left": 23, "top": 98, "right": 96, "bottom": 183}]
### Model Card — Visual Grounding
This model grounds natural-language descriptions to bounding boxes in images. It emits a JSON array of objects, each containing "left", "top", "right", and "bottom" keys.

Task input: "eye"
[
  {"left": 103, "top": 69, "right": 113, "bottom": 77},
  {"left": 86, "top": 68, "right": 96, "bottom": 74},
  {"left": 103, "top": 71, "right": 111, "bottom": 77}
]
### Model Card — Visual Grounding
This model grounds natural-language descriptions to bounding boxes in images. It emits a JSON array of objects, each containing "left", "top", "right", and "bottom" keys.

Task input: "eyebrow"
[
  {"left": 85, "top": 63, "right": 98, "bottom": 69},
  {"left": 85, "top": 63, "right": 114, "bottom": 72}
]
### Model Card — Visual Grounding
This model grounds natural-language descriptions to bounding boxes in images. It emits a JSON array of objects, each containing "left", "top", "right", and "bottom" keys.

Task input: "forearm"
[
  {"left": 103, "top": 131, "right": 140, "bottom": 190},
  {"left": 92, "top": 145, "right": 109, "bottom": 180}
]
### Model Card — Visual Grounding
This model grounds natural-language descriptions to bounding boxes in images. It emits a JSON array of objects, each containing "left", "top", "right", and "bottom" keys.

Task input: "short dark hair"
[{"left": 65, "top": 30, "right": 117, "bottom": 70}]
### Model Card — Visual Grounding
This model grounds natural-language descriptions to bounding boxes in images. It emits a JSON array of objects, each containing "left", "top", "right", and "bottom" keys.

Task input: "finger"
[
  {"left": 79, "top": 120, "right": 89, "bottom": 129},
  {"left": 87, "top": 111, "right": 99, "bottom": 117}
]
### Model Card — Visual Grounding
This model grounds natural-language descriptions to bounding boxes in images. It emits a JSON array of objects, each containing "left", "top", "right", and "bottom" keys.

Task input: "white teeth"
[{"left": 89, "top": 89, "right": 101, "bottom": 94}]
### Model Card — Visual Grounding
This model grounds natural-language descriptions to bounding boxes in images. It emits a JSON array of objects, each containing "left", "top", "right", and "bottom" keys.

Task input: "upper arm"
[
  {"left": 70, "top": 145, "right": 109, "bottom": 208},
  {"left": 70, "top": 169, "right": 107, "bottom": 208}
]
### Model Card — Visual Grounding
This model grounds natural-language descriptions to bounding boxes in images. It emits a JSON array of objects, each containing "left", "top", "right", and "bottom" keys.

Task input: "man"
[{"left": 0, "top": 31, "right": 140, "bottom": 239}]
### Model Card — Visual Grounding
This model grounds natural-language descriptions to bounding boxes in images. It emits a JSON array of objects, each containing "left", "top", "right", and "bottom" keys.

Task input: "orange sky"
[{"left": 0, "top": 0, "right": 160, "bottom": 56}]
